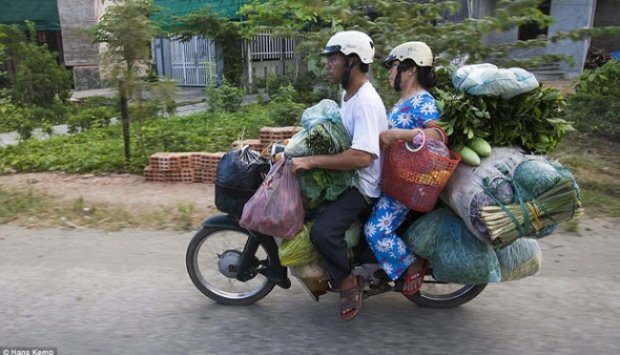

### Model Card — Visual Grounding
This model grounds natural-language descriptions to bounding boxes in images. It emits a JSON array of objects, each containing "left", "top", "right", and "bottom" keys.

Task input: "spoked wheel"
[
  {"left": 186, "top": 227, "right": 276, "bottom": 305},
  {"left": 403, "top": 269, "right": 487, "bottom": 308}
]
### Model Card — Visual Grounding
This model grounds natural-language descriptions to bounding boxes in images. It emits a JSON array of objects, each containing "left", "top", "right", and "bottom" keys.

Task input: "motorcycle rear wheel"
[
  {"left": 403, "top": 270, "right": 487, "bottom": 308},
  {"left": 186, "top": 227, "right": 276, "bottom": 305}
]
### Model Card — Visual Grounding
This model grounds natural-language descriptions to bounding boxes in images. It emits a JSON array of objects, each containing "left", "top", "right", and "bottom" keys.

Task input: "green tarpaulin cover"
[
  {"left": 0, "top": 0, "right": 60, "bottom": 31},
  {"left": 155, "top": 0, "right": 248, "bottom": 22}
]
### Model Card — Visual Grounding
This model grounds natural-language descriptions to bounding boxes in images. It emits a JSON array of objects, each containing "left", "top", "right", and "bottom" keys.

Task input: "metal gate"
[{"left": 169, "top": 36, "right": 217, "bottom": 86}]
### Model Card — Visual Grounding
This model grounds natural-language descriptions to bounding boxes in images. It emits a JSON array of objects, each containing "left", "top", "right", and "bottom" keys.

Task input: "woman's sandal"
[
  {"left": 340, "top": 275, "right": 363, "bottom": 321},
  {"left": 402, "top": 259, "right": 427, "bottom": 296}
]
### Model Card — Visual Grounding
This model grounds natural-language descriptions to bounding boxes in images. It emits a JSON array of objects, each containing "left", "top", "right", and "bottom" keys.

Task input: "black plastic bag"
[{"left": 215, "top": 146, "right": 270, "bottom": 217}]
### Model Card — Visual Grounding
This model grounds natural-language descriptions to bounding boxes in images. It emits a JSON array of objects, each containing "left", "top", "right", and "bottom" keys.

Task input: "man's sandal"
[{"left": 340, "top": 275, "right": 363, "bottom": 321}]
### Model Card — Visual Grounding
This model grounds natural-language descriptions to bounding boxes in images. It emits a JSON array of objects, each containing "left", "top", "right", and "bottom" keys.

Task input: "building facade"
[
  {"left": 460, "top": 0, "right": 617, "bottom": 78},
  {"left": 0, "top": 0, "right": 106, "bottom": 90}
]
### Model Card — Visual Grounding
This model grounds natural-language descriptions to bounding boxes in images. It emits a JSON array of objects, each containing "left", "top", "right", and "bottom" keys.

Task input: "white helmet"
[
  {"left": 383, "top": 41, "right": 433, "bottom": 68},
  {"left": 322, "top": 30, "right": 375, "bottom": 64}
]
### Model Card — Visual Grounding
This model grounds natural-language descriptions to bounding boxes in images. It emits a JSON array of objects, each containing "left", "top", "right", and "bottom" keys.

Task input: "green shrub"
[
  {"left": 148, "top": 79, "right": 178, "bottom": 116},
  {"left": 0, "top": 101, "right": 31, "bottom": 138},
  {"left": 0, "top": 99, "right": 23, "bottom": 133},
  {"left": 0, "top": 104, "right": 276, "bottom": 174},
  {"left": 0, "top": 99, "right": 65, "bottom": 139},
  {"left": 79, "top": 96, "right": 117, "bottom": 109},
  {"left": 9, "top": 41, "right": 72, "bottom": 107},
  {"left": 265, "top": 73, "right": 293, "bottom": 96},
  {"left": 269, "top": 85, "right": 305, "bottom": 126},
  {"left": 206, "top": 80, "right": 244, "bottom": 112},
  {"left": 565, "top": 59, "right": 620, "bottom": 139},
  {"left": 291, "top": 71, "right": 339, "bottom": 105},
  {"left": 574, "top": 60, "right": 620, "bottom": 96},
  {"left": 67, "top": 106, "right": 118, "bottom": 133}
]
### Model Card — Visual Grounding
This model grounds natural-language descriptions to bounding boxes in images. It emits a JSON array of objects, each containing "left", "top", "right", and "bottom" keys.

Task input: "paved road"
[{"left": 0, "top": 218, "right": 618, "bottom": 355}]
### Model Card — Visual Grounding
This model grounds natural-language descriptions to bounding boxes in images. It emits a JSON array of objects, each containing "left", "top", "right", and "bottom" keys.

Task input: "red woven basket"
[{"left": 381, "top": 132, "right": 461, "bottom": 212}]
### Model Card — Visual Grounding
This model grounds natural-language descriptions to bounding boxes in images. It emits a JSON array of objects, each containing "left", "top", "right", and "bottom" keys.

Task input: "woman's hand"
[
  {"left": 380, "top": 129, "right": 422, "bottom": 149},
  {"left": 380, "top": 130, "right": 399, "bottom": 149}
]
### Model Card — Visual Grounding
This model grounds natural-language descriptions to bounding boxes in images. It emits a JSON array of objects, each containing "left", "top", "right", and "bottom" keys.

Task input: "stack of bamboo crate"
[{"left": 143, "top": 126, "right": 302, "bottom": 184}]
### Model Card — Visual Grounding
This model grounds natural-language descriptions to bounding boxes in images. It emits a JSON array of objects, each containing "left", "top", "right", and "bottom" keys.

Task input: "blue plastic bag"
[
  {"left": 300, "top": 99, "right": 342, "bottom": 130},
  {"left": 453, "top": 63, "right": 539, "bottom": 99}
]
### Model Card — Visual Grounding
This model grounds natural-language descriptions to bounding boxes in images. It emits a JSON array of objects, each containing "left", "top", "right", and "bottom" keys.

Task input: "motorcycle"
[{"left": 186, "top": 211, "right": 487, "bottom": 308}]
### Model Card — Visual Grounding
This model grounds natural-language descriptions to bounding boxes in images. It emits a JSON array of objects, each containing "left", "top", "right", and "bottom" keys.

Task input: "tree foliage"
[
  {"left": 240, "top": 0, "right": 617, "bottom": 67},
  {"left": 0, "top": 23, "right": 26, "bottom": 86},
  {"left": 90, "top": 0, "right": 158, "bottom": 164},
  {"left": 10, "top": 41, "right": 72, "bottom": 107},
  {"left": 0, "top": 22, "right": 71, "bottom": 106},
  {"left": 240, "top": 0, "right": 619, "bottom": 105},
  {"left": 92, "top": 0, "right": 157, "bottom": 85}
]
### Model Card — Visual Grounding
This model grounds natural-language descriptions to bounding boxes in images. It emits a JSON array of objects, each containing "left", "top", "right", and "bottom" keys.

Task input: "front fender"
[
  {"left": 201, "top": 214, "right": 291, "bottom": 289},
  {"left": 202, "top": 213, "right": 250, "bottom": 230}
]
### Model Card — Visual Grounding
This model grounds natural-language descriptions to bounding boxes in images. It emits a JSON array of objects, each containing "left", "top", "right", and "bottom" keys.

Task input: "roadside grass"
[
  {"left": 551, "top": 133, "right": 620, "bottom": 218},
  {"left": 0, "top": 187, "right": 207, "bottom": 231},
  {"left": 1, "top": 131, "right": 618, "bottom": 232}
]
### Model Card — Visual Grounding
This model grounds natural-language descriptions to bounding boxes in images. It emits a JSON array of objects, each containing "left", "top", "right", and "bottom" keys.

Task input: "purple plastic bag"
[{"left": 239, "top": 157, "right": 305, "bottom": 239}]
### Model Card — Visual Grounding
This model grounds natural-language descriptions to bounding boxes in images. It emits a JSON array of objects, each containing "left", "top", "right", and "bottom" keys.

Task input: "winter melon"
[
  {"left": 455, "top": 146, "right": 481, "bottom": 166},
  {"left": 468, "top": 137, "right": 492, "bottom": 157}
]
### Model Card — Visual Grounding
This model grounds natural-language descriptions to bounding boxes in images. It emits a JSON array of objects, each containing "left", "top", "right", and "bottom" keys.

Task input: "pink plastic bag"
[{"left": 239, "top": 157, "right": 305, "bottom": 239}]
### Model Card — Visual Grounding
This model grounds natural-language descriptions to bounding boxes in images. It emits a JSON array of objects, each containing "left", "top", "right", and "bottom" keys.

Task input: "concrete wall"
[
  {"left": 57, "top": 0, "right": 105, "bottom": 89},
  {"left": 545, "top": 0, "right": 596, "bottom": 78},
  {"left": 251, "top": 59, "right": 299, "bottom": 79},
  {"left": 462, "top": 0, "right": 596, "bottom": 78}
]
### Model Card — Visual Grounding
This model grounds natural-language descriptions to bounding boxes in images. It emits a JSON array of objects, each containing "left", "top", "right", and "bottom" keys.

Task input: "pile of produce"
[
  {"left": 432, "top": 66, "right": 573, "bottom": 166},
  {"left": 285, "top": 100, "right": 354, "bottom": 208},
  {"left": 478, "top": 159, "right": 584, "bottom": 247},
  {"left": 441, "top": 148, "right": 583, "bottom": 248}
]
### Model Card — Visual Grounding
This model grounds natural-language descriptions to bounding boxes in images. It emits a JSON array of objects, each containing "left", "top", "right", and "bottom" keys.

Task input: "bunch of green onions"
[{"left": 480, "top": 178, "right": 584, "bottom": 248}]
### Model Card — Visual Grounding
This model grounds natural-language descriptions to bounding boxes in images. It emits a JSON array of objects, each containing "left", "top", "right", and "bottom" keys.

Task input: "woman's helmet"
[
  {"left": 383, "top": 41, "right": 433, "bottom": 68},
  {"left": 322, "top": 30, "right": 375, "bottom": 64}
]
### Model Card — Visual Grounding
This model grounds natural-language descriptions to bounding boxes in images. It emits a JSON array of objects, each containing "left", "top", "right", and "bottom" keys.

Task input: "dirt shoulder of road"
[
  {"left": 0, "top": 172, "right": 215, "bottom": 212},
  {"left": 1, "top": 171, "right": 616, "bottom": 237}
]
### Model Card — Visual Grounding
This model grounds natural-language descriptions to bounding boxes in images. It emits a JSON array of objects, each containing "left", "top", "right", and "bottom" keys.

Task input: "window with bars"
[{"left": 248, "top": 32, "right": 296, "bottom": 61}]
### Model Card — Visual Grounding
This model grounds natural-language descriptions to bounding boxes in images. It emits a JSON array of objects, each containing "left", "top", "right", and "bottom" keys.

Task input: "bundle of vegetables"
[
  {"left": 284, "top": 99, "right": 354, "bottom": 208},
  {"left": 479, "top": 159, "right": 584, "bottom": 248},
  {"left": 441, "top": 148, "right": 583, "bottom": 248},
  {"left": 433, "top": 74, "right": 573, "bottom": 166},
  {"left": 298, "top": 121, "right": 355, "bottom": 207},
  {"left": 305, "top": 122, "right": 351, "bottom": 155}
]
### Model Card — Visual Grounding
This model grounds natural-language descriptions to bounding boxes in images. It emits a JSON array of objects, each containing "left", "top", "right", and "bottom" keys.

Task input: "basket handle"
[
  {"left": 426, "top": 124, "right": 448, "bottom": 145},
  {"left": 404, "top": 128, "right": 425, "bottom": 153}
]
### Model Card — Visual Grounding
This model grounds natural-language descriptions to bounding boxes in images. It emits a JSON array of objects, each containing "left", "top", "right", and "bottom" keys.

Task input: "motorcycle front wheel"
[
  {"left": 186, "top": 227, "right": 276, "bottom": 305},
  {"left": 403, "top": 270, "right": 487, "bottom": 308}
]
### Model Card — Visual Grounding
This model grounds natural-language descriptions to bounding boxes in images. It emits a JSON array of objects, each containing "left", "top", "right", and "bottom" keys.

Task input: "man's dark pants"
[{"left": 310, "top": 187, "right": 370, "bottom": 289}]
